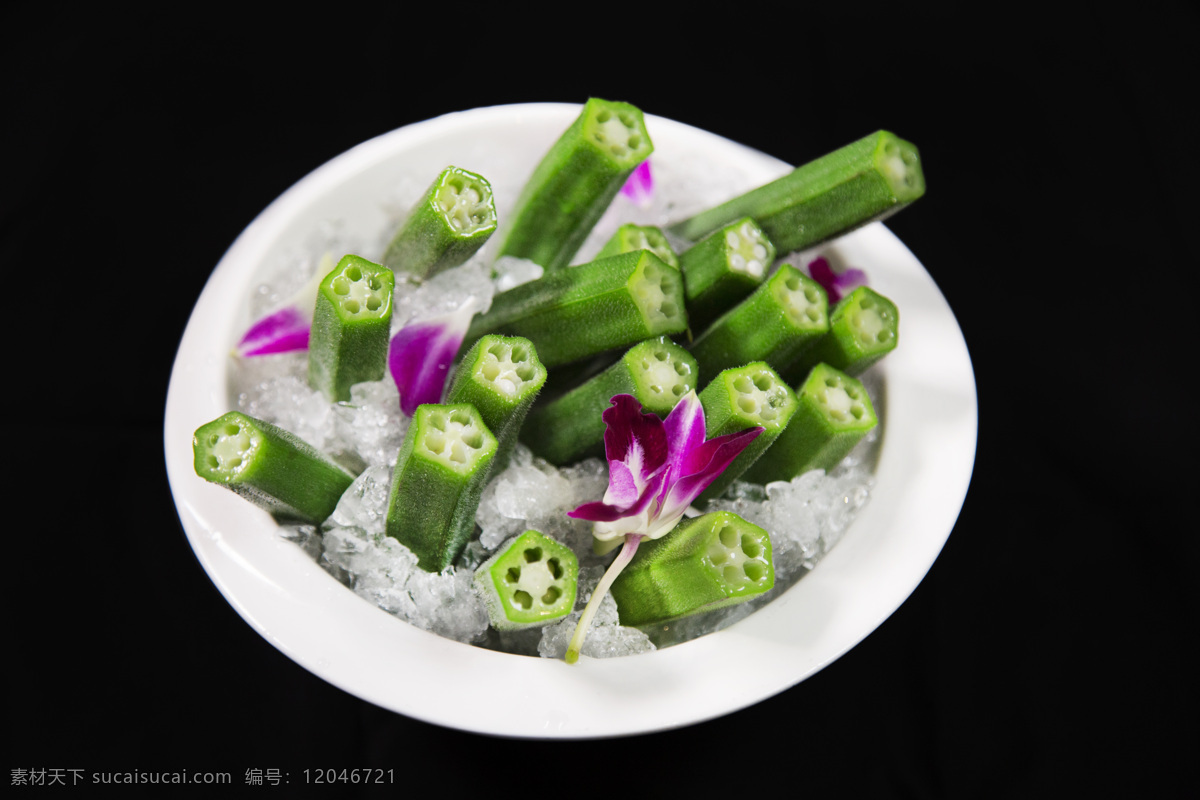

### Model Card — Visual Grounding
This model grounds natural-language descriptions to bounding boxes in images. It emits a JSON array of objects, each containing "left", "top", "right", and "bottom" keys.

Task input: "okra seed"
[
  {"left": 743, "top": 562, "right": 766, "bottom": 582},
  {"left": 506, "top": 566, "right": 520, "bottom": 583},
  {"left": 672, "top": 384, "right": 685, "bottom": 396},
  {"left": 516, "top": 365, "right": 535, "bottom": 381},
  {"left": 206, "top": 455, "right": 219, "bottom": 469},
  {"left": 482, "top": 362, "right": 500, "bottom": 380},
  {"left": 627, "top": 135, "right": 641, "bottom": 149},
  {"left": 753, "top": 375, "right": 772, "bottom": 391},
  {"left": 719, "top": 525, "right": 738, "bottom": 548},
  {"left": 209, "top": 434, "right": 220, "bottom": 446},
  {"left": 738, "top": 398, "right": 758, "bottom": 415},
  {"left": 725, "top": 231, "right": 740, "bottom": 248},
  {"left": 786, "top": 276, "right": 801, "bottom": 292},
  {"left": 660, "top": 301, "right": 678, "bottom": 317},
  {"left": 366, "top": 297, "right": 381, "bottom": 311},
  {"left": 861, "top": 297, "right": 876, "bottom": 310},
  {"left": 514, "top": 590, "right": 533, "bottom": 610},
  {"left": 753, "top": 245, "right": 768, "bottom": 260},
  {"left": 548, "top": 558, "right": 563, "bottom": 579},
  {"left": 618, "top": 112, "right": 634, "bottom": 127},
  {"left": 332, "top": 278, "right": 350, "bottom": 295},
  {"left": 723, "top": 565, "right": 741, "bottom": 583},
  {"left": 741, "top": 538, "right": 762, "bottom": 558},
  {"left": 597, "top": 110, "right": 611, "bottom": 123},
  {"left": 344, "top": 300, "right": 360, "bottom": 314},
  {"left": 450, "top": 443, "right": 468, "bottom": 463},
  {"left": 655, "top": 351, "right": 668, "bottom": 361},
  {"left": 731, "top": 253, "right": 746, "bottom": 270},
  {"left": 674, "top": 362, "right": 689, "bottom": 376},
  {"left": 741, "top": 222, "right": 755, "bottom": 239},
  {"left": 524, "top": 547, "right": 542, "bottom": 563},
  {"left": 224, "top": 424, "right": 240, "bottom": 436},
  {"left": 450, "top": 410, "right": 472, "bottom": 426},
  {"left": 852, "top": 405, "right": 865, "bottom": 419},
  {"left": 346, "top": 266, "right": 362, "bottom": 281},
  {"left": 462, "top": 431, "right": 483, "bottom": 449},
  {"left": 760, "top": 408, "right": 777, "bottom": 421},
  {"left": 542, "top": 587, "right": 561, "bottom": 604},
  {"left": 512, "top": 346, "right": 528, "bottom": 362},
  {"left": 425, "top": 432, "right": 446, "bottom": 452},
  {"left": 733, "top": 376, "right": 753, "bottom": 393}
]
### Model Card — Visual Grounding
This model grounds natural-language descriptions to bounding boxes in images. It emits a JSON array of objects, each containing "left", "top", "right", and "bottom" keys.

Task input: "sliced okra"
[
  {"left": 496, "top": 98, "right": 654, "bottom": 271},
  {"left": 670, "top": 130, "right": 925, "bottom": 254},
  {"left": 307, "top": 255, "right": 394, "bottom": 402},
  {"left": 745, "top": 363, "right": 878, "bottom": 483},
  {"left": 678, "top": 217, "right": 774, "bottom": 332},
  {"left": 473, "top": 530, "right": 579, "bottom": 630},
  {"left": 522, "top": 335, "right": 698, "bottom": 465},
  {"left": 192, "top": 411, "right": 355, "bottom": 524},
  {"left": 463, "top": 250, "right": 687, "bottom": 368},
  {"left": 385, "top": 404, "right": 497, "bottom": 572},
  {"left": 688, "top": 263, "right": 828, "bottom": 380},
  {"left": 695, "top": 362, "right": 798, "bottom": 505},
  {"left": 382, "top": 166, "right": 497, "bottom": 279},
  {"left": 593, "top": 223, "right": 679, "bottom": 268},
  {"left": 444, "top": 335, "right": 546, "bottom": 469},
  {"left": 786, "top": 286, "right": 899, "bottom": 380},
  {"left": 610, "top": 511, "right": 774, "bottom": 628}
]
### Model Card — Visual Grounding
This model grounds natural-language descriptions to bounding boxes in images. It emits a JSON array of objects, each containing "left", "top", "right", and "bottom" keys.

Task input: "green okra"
[
  {"left": 463, "top": 250, "right": 687, "bottom": 368},
  {"left": 522, "top": 336, "right": 698, "bottom": 465},
  {"left": 695, "top": 362, "right": 798, "bottom": 505},
  {"left": 192, "top": 411, "right": 355, "bottom": 524},
  {"left": 593, "top": 223, "right": 679, "bottom": 268},
  {"left": 385, "top": 404, "right": 498, "bottom": 572},
  {"left": 785, "top": 286, "right": 899, "bottom": 381},
  {"left": 444, "top": 335, "right": 546, "bottom": 469},
  {"left": 473, "top": 530, "right": 578, "bottom": 630},
  {"left": 382, "top": 166, "right": 497, "bottom": 279},
  {"left": 688, "top": 263, "right": 828, "bottom": 380},
  {"left": 610, "top": 511, "right": 774, "bottom": 628},
  {"left": 744, "top": 363, "right": 878, "bottom": 483},
  {"left": 496, "top": 98, "right": 654, "bottom": 271},
  {"left": 678, "top": 217, "right": 774, "bottom": 332},
  {"left": 307, "top": 255, "right": 394, "bottom": 402},
  {"left": 670, "top": 130, "right": 925, "bottom": 254}
]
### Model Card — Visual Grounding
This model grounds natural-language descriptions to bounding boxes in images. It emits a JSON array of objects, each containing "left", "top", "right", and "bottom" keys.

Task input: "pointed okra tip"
[
  {"left": 873, "top": 131, "right": 925, "bottom": 202},
  {"left": 474, "top": 530, "right": 579, "bottom": 631},
  {"left": 719, "top": 363, "right": 797, "bottom": 432},
  {"left": 433, "top": 166, "right": 497, "bottom": 237},
  {"left": 771, "top": 264, "right": 829, "bottom": 333},
  {"left": 412, "top": 404, "right": 497, "bottom": 474},
  {"left": 319, "top": 255, "right": 394, "bottom": 324},
  {"left": 581, "top": 98, "right": 654, "bottom": 167},
  {"left": 801, "top": 363, "right": 878, "bottom": 432},
  {"left": 469, "top": 336, "right": 547, "bottom": 401},
  {"left": 193, "top": 412, "right": 261, "bottom": 484},
  {"left": 627, "top": 251, "right": 686, "bottom": 334},
  {"left": 836, "top": 286, "right": 899, "bottom": 359}
]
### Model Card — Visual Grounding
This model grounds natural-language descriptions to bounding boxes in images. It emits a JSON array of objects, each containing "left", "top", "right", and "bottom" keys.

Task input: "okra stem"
[
  {"left": 444, "top": 335, "right": 546, "bottom": 469},
  {"left": 678, "top": 217, "right": 774, "bottom": 332},
  {"left": 670, "top": 130, "right": 924, "bottom": 254},
  {"left": 382, "top": 166, "right": 497, "bottom": 279},
  {"left": 307, "top": 255, "right": 394, "bottom": 402},
  {"left": 463, "top": 251, "right": 687, "bottom": 368},
  {"left": 609, "top": 512, "right": 774, "bottom": 628},
  {"left": 522, "top": 336, "right": 699, "bottom": 465},
  {"left": 744, "top": 363, "right": 878, "bottom": 483},
  {"left": 192, "top": 411, "right": 355, "bottom": 523},
  {"left": 695, "top": 362, "right": 797, "bottom": 505},
  {"left": 688, "top": 263, "right": 828, "bottom": 380},
  {"left": 385, "top": 404, "right": 497, "bottom": 572},
  {"left": 496, "top": 98, "right": 654, "bottom": 271}
]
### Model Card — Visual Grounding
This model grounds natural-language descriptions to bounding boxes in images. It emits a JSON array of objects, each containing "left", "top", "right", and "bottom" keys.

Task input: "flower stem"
[{"left": 564, "top": 533, "right": 643, "bottom": 664}]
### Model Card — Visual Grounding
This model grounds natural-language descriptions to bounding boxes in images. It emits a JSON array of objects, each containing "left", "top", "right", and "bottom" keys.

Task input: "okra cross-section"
[
  {"left": 522, "top": 335, "right": 698, "bottom": 465},
  {"left": 610, "top": 511, "right": 774, "bottom": 628},
  {"left": 307, "top": 254, "right": 395, "bottom": 402},
  {"left": 688, "top": 263, "right": 828, "bottom": 380},
  {"left": 385, "top": 404, "right": 498, "bottom": 572},
  {"left": 745, "top": 363, "right": 878, "bottom": 483},
  {"left": 444, "top": 335, "right": 546, "bottom": 469},
  {"left": 797, "top": 286, "right": 899, "bottom": 378},
  {"left": 496, "top": 98, "right": 654, "bottom": 271},
  {"left": 594, "top": 223, "right": 679, "bottom": 268},
  {"left": 463, "top": 250, "right": 687, "bottom": 368},
  {"left": 670, "top": 130, "right": 925, "bottom": 254},
  {"left": 192, "top": 411, "right": 355, "bottom": 524},
  {"left": 382, "top": 166, "right": 497, "bottom": 279},
  {"left": 695, "top": 362, "right": 798, "bottom": 505},
  {"left": 473, "top": 530, "right": 579, "bottom": 630},
  {"left": 679, "top": 217, "right": 775, "bottom": 331}
]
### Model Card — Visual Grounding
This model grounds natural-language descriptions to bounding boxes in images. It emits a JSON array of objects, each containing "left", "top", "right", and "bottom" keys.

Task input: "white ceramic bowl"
[{"left": 164, "top": 103, "right": 976, "bottom": 738}]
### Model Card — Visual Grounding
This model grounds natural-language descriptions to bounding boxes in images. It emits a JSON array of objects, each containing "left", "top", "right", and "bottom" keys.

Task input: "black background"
[{"left": 5, "top": 4, "right": 1195, "bottom": 797}]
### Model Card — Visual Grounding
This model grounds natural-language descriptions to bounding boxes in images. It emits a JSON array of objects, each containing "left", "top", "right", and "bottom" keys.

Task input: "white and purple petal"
[
  {"left": 388, "top": 302, "right": 475, "bottom": 416},
  {"left": 808, "top": 256, "right": 868, "bottom": 304},
  {"left": 619, "top": 160, "right": 654, "bottom": 208},
  {"left": 655, "top": 427, "right": 763, "bottom": 535},
  {"left": 234, "top": 263, "right": 326, "bottom": 357}
]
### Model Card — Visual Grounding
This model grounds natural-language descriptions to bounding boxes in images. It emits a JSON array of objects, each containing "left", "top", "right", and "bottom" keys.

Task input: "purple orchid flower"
[
  {"left": 233, "top": 260, "right": 329, "bottom": 357},
  {"left": 563, "top": 392, "right": 762, "bottom": 663},
  {"left": 388, "top": 299, "right": 477, "bottom": 416},
  {"left": 619, "top": 160, "right": 654, "bottom": 208},
  {"left": 807, "top": 255, "right": 867, "bottom": 304}
]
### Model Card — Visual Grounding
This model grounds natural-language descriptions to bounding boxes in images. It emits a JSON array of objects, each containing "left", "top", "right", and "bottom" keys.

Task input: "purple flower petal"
[
  {"left": 660, "top": 391, "right": 706, "bottom": 480},
  {"left": 600, "top": 394, "right": 668, "bottom": 488},
  {"left": 388, "top": 303, "right": 475, "bottom": 416},
  {"left": 236, "top": 306, "right": 311, "bottom": 356},
  {"left": 660, "top": 427, "right": 762, "bottom": 523},
  {"left": 808, "top": 256, "right": 868, "bottom": 304},
  {"left": 619, "top": 160, "right": 653, "bottom": 208}
]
